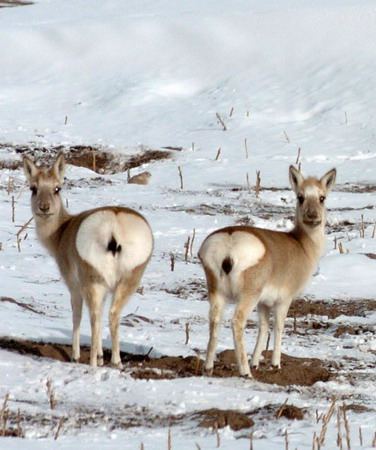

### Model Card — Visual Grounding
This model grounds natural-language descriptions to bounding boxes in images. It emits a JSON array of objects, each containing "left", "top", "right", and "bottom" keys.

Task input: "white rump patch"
[
  {"left": 200, "top": 231, "right": 265, "bottom": 275},
  {"left": 76, "top": 210, "right": 153, "bottom": 289}
]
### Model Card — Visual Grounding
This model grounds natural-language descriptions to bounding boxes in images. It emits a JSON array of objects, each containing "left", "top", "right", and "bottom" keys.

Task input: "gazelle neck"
[
  {"left": 34, "top": 204, "right": 72, "bottom": 256},
  {"left": 292, "top": 220, "right": 326, "bottom": 261}
]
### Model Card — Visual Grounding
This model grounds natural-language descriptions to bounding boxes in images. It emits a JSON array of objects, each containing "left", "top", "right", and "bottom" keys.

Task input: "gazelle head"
[
  {"left": 23, "top": 153, "right": 66, "bottom": 220},
  {"left": 289, "top": 165, "right": 336, "bottom": 230}
]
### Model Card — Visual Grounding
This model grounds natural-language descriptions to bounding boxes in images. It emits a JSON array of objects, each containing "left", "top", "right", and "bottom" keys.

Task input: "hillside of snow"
[{"left": 0, "top": 0, "right": 375, "bottom": 448}]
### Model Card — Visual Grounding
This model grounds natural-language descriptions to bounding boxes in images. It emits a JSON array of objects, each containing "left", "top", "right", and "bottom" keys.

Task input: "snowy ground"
[{"left": 0, "top": 0, "right": 376, "bottom": 448}]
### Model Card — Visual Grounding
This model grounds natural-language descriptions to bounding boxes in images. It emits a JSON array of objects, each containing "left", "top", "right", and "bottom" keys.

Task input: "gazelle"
[
  {"left": 198, "top": 166, "right": 336, "bottom": 377},
  {"left": 23, "top": 153, "right": 153, "bottom": 368}
]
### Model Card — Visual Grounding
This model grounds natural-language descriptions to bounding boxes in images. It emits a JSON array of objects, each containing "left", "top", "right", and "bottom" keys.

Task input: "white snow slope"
[{"left": 0, "top": 0, "right": 376, "bottom": 448}]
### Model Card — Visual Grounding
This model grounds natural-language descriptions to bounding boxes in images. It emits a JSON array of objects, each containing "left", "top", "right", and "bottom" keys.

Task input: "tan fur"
[
  {"left": 198, "top": 165, "right": 336, "bottom": 377},
  {"left": 23, "top": 153, "right": 153, "bottom": 368}
]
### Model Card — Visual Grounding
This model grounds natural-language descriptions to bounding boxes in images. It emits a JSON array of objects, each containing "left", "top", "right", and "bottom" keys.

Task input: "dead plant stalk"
[
  {"left": 0, "top": 393, "right": 10, "bottom": 437},
  {"left": 54, "top": 417, "right": 65, "bottom": 440},
  {"left": 189, "top": 228, "right": 196, "bottom": 257},
  {"left": 184, "top": 236, "right": 191, "bottom": 262},
  {"left": 16, "top": 217, "right": 33, "bottom": 252},
  {"left": 246, "top": 172, "right": 251, "bottom": 193},
  {"left": 216, "top": 112, "right": 227, "bottom": 131},
  {"left": 342, "top": 406, "right": 351, "bottom": 450},
  {"left": 215, "top": 422, "right": 220, "bottom": 448},
  {"left": 178, "top": 166, "right": 184, "bottom": 189},
  {"left": 185, "top": 322, "right": 190, "bottom": 345},
  {"left": 170, "top": 253, "right": 175, "bottom": 272},
  {"left": 296, "top": 147, "right": 301, "bottom": 165},
  {"left": 360, "top": 214, "right": 365, "bottom": 238},
  {"left": 11, "top": 196, "right": 15, "bottom": 222},
  {"left": 168, "top": 425, "right": 172, "bottom": 450},
  {"left": 255, "top": 171, "right": 261, "bottom": 198},
  {"left": 46, "top": 379, "right": 56, "bottom": 410},
  {"left": 316, "top": 397, "right": 338, "bottom": 449}
]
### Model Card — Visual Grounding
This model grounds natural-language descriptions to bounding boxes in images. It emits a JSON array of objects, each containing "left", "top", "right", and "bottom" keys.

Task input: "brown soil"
[
  {"left": 195, "top": 408, "right": 254, "bottom": 430},
  {"left": 336, "top": 183, "right": 376, "bottom": 193},
  {"left": 288, "top": 298, "right": 376, "bottom": 319},
  {"left": 0, "top": 145, "right": 171, "bottom": 174},
  {"left": 1, "top": 401, "right": 305, "bottom": 437},
  {"left": 0, "top": 0, "right": 32, "bottom": 7},
  {"left": 275, "top": 404, "right": 304, "bottom": 420},
  {"left": 0, "top": 338, "right": 332, "bottom": 387}
]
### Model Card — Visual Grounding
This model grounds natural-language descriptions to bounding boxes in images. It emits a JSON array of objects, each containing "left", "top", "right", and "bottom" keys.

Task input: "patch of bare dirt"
[
  {"left": 0, "top": 0, "right": 32, "bottom": 8},
  {"left": 217, "top": 350, "right": 332, "bottom": 386},
  {"left": 0, "top": 144, "right": 171, "bottom": 174},
  {"left": 1, "top": 401, "right": 309, "bottom": 439},
  {"left": 195, "top": 408, "right": 254, "bottom": 430},
  {"left": 162, "top": 279, "right": 207, "bottom": 300},
  {"left": 333, "top": 325, "right": 375, "bottom": 338},
  {"left": 275, "top": 404, "right": 304, "bottom": 420},
  {"left": 288, "top": 298, "right": 376, "bottom": 319},
  {"left": 336, "top": 183, "right": 376, "bottom": 194},
  {"left": 0, "top": 338, "right": 333, "bottom": 386}
]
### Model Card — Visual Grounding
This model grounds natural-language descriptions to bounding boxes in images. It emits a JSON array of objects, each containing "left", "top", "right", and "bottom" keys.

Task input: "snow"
[{"left": 0, "top": 0, "right": 376, "bottom": 448}]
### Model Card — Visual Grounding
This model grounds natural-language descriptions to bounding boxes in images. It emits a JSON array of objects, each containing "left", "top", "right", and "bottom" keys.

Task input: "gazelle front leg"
[
  {"left": 203, "top": 293, "right": 225, "bottom": 376},
  {"left": 232, "top": 293, "right": 260, "bottom": 377},
  {"left": 70, "top": 292, "right": 83, "bottom": 363},
  {"left": 271, "top": 301, "right": 291, "bottom": 369}
]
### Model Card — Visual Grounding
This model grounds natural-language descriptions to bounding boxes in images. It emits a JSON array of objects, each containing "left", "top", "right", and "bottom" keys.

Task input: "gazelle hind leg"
[
  {"left": 203, "top": 292, "right": 225, "bottom": 376},
  {"left": 251, "top": 303, "right": 271, "bottom": 369},
  {"left": 232, "top": 293, "right": 260, "bottom": 377},
  {"left": 84, "top": 284, "right": 107, "bottom": 367},
  {"left": 97, "top": 320, "right": 104, "bottom": 366},
  {"left": 110, "top": 265, "right": 146, "bottom": 369},
  {"left": 271, "top": 300, "right": 291, "bottom": 369}
]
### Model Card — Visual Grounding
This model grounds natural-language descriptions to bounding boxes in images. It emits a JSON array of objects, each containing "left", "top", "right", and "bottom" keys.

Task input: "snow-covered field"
[{"left": 0, "top": 0, "right": 376, "bottom": 448}]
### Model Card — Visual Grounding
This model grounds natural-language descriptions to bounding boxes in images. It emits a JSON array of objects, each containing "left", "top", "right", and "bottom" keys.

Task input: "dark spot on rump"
[
  {"left": 222, "top": 256, "right": 233, "bottom": 275},
  {"left": 107, "top": 237, "right": 122, "bottom": 256}
]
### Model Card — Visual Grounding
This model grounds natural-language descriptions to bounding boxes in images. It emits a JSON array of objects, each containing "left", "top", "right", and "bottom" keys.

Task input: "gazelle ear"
[
  {"left": 320, "top": 168, "right": 336, "bottom": 193},
  {"left": 23, "top": 156, "right": 38, "bottom": 183},
  {"left": 289, "top": 165, "right": 304, "bottom": 193},
  {"left": 51, "top": 153, "right": 66, "bottom": 184}
]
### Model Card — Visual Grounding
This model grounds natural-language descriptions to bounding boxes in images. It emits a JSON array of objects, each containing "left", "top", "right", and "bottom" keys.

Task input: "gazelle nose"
[
  {"left": 306, "top": 209, "right": 318, "bottom": 219},
  {"left": 39, "top": 203, "right": 50, "bottom": 213}
]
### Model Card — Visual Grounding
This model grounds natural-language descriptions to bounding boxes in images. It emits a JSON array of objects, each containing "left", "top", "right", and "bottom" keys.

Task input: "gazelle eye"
[
  {"left": 30, "top": 187, "right": 37, "bottom": 195},
  {"left": 54, "top": 187, "right": 61, "bottom": 194},
  {"left": 320, "top": 196, "right": 326, "bottom": 203},
  {"left": 297, "top": 195, "right": 305, "bottom": 205}
]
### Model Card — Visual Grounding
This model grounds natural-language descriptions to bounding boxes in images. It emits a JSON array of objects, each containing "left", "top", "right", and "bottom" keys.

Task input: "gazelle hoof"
[
  {"left": 111, "top": 361, "right": 123, "bottom": 370},
  {"left": 202, "top": 366, "right": 213, "bottom": 376},
  {"left": 240, "top": 373, "right": 253, "bottom": 379},
  {"left": 98, "top": 356, "right": 104, "bottom": 367}
]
